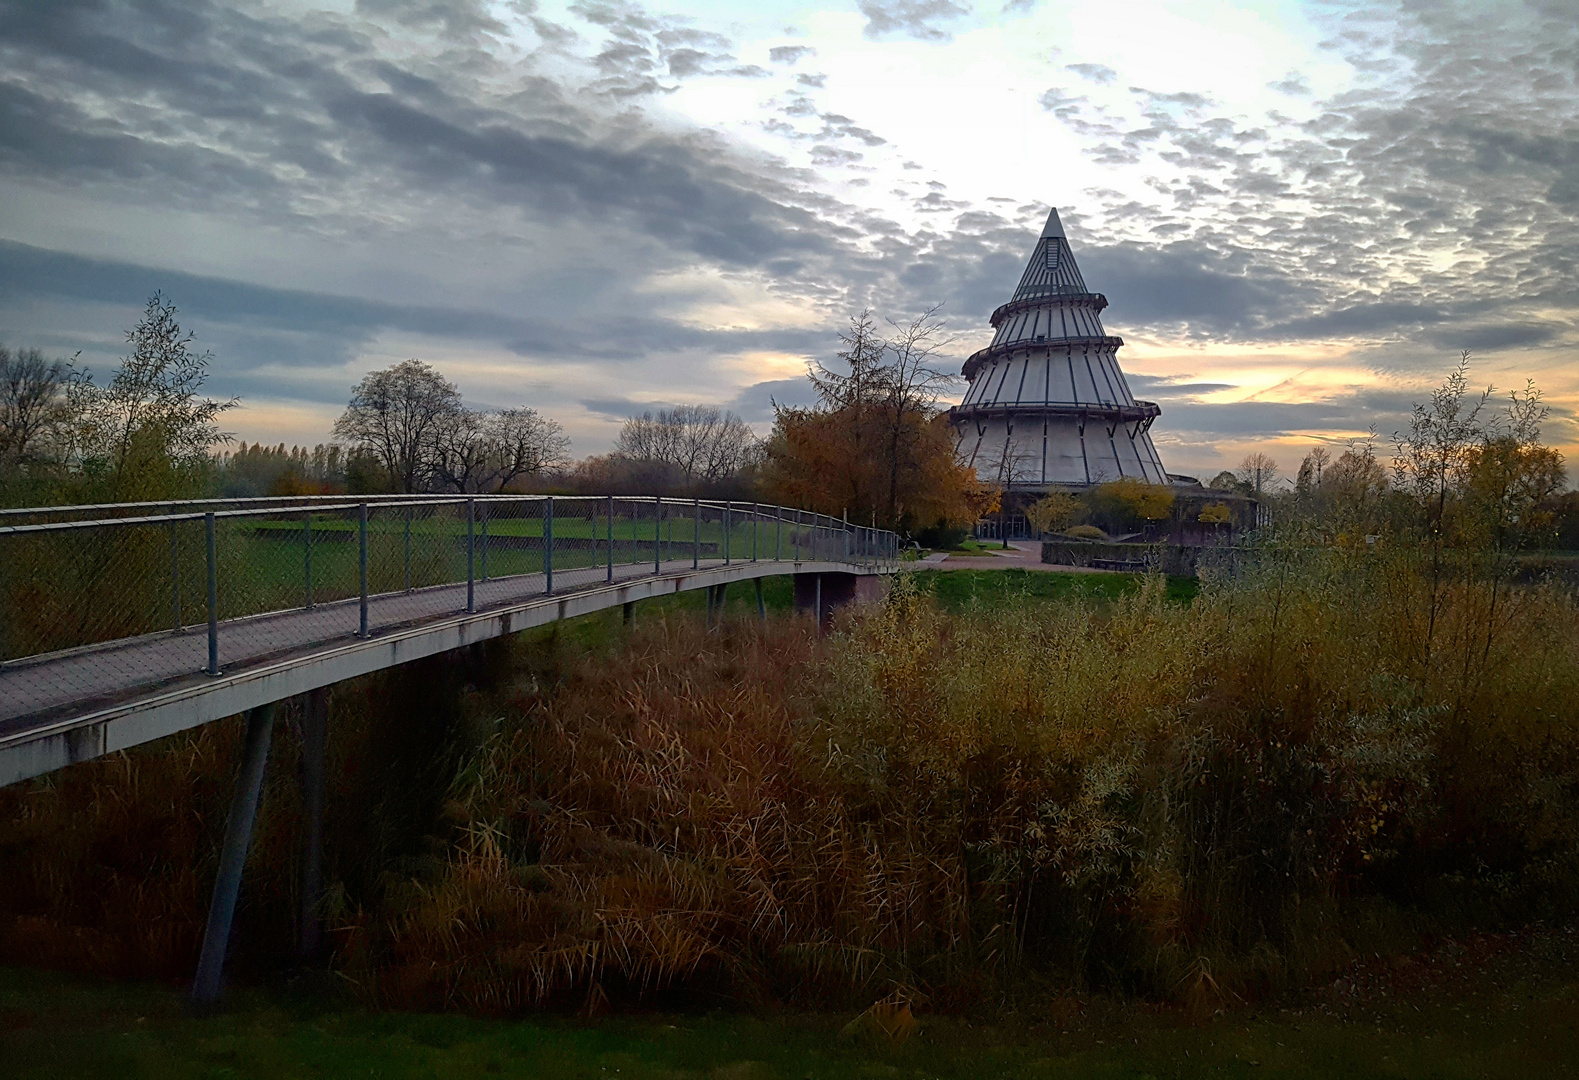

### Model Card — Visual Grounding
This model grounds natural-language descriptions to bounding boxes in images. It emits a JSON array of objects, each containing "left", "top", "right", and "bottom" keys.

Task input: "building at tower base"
[{"left": 951, "top": 208, "right": 1170, "bottom": 490}]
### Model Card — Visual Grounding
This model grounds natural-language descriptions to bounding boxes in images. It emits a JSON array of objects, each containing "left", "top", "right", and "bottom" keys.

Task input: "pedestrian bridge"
[{"left": 0, "top": 494, "right": 899, "bottom": 787}]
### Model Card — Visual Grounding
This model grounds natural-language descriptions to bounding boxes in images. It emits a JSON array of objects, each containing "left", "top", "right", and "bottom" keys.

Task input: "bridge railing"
[{"left": 0, "top": 495, "right": 899, "bottom": 673}]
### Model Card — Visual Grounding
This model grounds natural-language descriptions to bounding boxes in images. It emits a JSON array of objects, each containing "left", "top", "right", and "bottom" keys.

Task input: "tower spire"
[{"left": 949, "top": 205, "right": 1168, "bottom": 488}]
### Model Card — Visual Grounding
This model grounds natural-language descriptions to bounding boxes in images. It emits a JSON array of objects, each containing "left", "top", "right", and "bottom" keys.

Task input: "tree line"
[{"left": 1, "top": 295, "right": 988, "bottom": 543}]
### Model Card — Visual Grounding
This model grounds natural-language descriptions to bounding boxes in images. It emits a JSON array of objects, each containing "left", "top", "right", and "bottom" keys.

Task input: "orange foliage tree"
[{"left": 760, "top": 310, "right": 983, "bottom": 536}]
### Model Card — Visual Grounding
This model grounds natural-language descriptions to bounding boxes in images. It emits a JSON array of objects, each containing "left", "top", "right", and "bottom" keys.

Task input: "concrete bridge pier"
[
  {"left": 296, "top": 687, "right": 328, "bottom": 960},
  {"left": 793, "top": 572, "right": 887, "bottom": 631},
  {"left": 190, "top": 701, "right": 276, "bottom": 1008},
  {"left": 191, "top": 686, "right": 333, "bottom": 1006}
]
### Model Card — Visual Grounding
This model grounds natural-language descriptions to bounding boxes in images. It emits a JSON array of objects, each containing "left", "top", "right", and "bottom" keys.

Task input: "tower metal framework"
[{"left": 951, "top": 207, "right": 1169, "bottom": 488}]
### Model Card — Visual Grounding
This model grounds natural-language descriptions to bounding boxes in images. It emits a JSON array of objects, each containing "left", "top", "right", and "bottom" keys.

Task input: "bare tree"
[
  {"left": 1390, "top": 352, "right": 1489, "bottom": 528},
  {"left": 1236, "top": 451, "right": 1281, "bottom": 495},
  {"left": 333, "top": 359, "right": 461, "bottom": 493},
  {"left": 615, "top": 405, "right": 757, "bottom": 485},
  {"left": 0, "top": 345, "right": 77, "bottom": 464},
  {"left": 881, "top": 305, "right": 954, "bottom": 523},
  {"left": 1296, "top": 445, "right": 1331, "bottom": 495},
  {"left": 434, "top": 406, "right": 570, "bottom": 492}
]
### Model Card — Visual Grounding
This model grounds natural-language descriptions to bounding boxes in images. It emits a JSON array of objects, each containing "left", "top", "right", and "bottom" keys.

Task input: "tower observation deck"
[{"left": 950, "top": 207, "right": 1169, "bottom": 488}]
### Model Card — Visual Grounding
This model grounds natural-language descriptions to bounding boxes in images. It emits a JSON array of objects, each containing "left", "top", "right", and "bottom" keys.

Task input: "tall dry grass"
[{"left": 3, "top": 553, "right": 1578, "bottom": 1011}]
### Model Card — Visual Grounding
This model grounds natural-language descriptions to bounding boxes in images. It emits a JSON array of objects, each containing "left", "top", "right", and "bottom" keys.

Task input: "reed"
[{"left": 3, "top": 554, "right": 1577, "bottom": 1013}]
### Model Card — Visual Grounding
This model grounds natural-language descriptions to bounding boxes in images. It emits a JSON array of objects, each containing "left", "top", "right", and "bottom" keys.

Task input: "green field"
[
  {"left": 917, "top": 568, "right": 1199, "bottom": 610},
  {"left": 4, "top": 954, "right": 1576, "bottom": 1080}
]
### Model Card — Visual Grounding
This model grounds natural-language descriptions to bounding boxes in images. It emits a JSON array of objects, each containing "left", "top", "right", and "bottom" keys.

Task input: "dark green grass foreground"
[{"left": 4, "top": 952, "right": 1577, "bottom": 1080}]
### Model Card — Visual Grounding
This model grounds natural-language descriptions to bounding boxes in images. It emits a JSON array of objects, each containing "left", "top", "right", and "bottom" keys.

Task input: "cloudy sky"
[{"left": 1, "top": 0, "right": 1576, "bottom": 480}]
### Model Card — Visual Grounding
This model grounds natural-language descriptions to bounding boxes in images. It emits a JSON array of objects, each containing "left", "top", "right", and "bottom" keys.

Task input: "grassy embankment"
[{"left": 4, "top": 940, "right": 1578, "bottom": 1079}]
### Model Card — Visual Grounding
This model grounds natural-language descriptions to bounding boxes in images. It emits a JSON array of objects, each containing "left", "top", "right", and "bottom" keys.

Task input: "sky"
[{"left": 0, "top": 0, "right": 1576, "bottom": 482}]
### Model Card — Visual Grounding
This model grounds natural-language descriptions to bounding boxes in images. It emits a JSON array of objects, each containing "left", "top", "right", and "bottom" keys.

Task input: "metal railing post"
[
  {"left": 403, "top": 505, "right": 412, "bottom": 592},
  {"left": 724, "top": 501, "right": 731, "bottom": 565},
  {"left": 752, "top": 502, "right": 758, "bottom": 562},
  {"left": 607, "top": 495, "right": 615, "bottom": 583},
  {"left": 303, "top": 511, "right": 312, "bottom": 610},
  {"left": 479, "top": 502, "right": 489, "bottom": 582},
  {"left": 775, "top": 506, "right": 782, "bottom": 561},
  {"left": 693, "top": 498, "right": 700, "bottom": 569},
  {"left": 357, "top": 502, "right": 369, "bottom": 639},
  {"left": 466, "top": 497, "right": 476, "bottom": 613},
  {"left": 544, "top": 496, "right": 554, "bottom": 596},
  {"left": 169, "top": 521, "right": 181, "bottom": 632},
  {"left": 205, "top": 512, "right": 218, "bottom": 675},
  {"left": 654, "top": 496, "right": 661, "bottom": 576},
  {"left": 793, "top": 510, "right": 800, "bottom": 561}
]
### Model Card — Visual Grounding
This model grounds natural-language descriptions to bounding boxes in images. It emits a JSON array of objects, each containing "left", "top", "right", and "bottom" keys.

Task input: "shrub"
[{"left": 1063, "top": 524, "right": 1108, "bottom": 541}]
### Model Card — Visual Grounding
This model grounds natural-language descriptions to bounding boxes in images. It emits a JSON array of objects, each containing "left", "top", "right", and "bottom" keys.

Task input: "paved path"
[
  {"left": 0, "top": 557, "right": 732, "bottom": 736},
  {"left": 930, "top": 542, "right": 1107, "bottom": 573}
]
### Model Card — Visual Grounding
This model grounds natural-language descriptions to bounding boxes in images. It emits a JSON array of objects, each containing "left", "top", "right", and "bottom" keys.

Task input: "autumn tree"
[
  {"left": 1295, "top": 445, "right": 1331, "bottom": 495},
  {"left": 334, "top": 359, "right": 460, "bottom": 493},
  {"left": 1025, "top": 491, "right": 1082, "bottom": 535},
  {"left": 1387, "top": 354, "right": 1566, "bottom": 666},
  {"left": 1086, "top": 477, "right": 1174, "bottom": 534},
  {"left": 760, "top": 308, "right": 979, "bottom": 537}
]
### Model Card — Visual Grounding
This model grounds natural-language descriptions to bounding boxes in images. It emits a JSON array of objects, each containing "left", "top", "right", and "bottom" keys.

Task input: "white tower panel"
[{"left": 950, "top": 208, "right": 1168, "bottom": 488}]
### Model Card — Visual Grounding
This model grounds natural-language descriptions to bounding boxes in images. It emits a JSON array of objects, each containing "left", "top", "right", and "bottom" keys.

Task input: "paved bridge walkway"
[{"left": 1, "top": 495, "right": 897, "bottom": 787}]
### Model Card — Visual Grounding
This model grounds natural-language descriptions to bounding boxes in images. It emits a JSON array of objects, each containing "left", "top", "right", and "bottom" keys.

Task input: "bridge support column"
[
  {"left": 297, "top": 687, "right": 328, "bottom": 960},
  {"left": 755, "top": 577, "right": 765, "bottom": 622},
  {"left": 794, "top": 573, "right": 887, "bottom": 632},
  {"left": 622, "top": 601, "right": 634, "bottom": 625},
  {"left": 191, "top": 701, "right": 275, "bottom": 1007}
]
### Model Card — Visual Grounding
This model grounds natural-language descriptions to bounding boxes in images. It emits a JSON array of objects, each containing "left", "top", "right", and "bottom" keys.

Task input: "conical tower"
[{"left": 951, "top": 208, "right": 1168, "bottom": 487}]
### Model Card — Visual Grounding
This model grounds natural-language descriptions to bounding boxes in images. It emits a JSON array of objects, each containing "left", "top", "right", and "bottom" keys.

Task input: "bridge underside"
[{"left": 0, "top": 559, "right": 881, "bottom": 787}]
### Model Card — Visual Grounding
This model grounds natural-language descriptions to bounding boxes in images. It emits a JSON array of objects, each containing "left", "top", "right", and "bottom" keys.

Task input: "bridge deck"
[{"left": 1, "top": 556, "right": 878, "bottom": 786}]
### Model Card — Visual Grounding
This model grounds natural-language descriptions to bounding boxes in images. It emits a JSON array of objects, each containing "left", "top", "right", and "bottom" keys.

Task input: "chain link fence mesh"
[{"left": 0, "top": 495, "right": 898, "bottom": 727}]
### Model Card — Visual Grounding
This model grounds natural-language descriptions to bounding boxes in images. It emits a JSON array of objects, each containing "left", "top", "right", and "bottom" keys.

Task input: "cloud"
[
  {"left": 858, "top": 0, "right": 971, "bottom": 42},
  {"left": 1126, "top": 373, "right": 1238, "bottom": 399},
  {"left": 1424, "top": 322, "right": 1566, "bottom": 353},
  {"left": 1065, "top": 62, "right": 1116, "bottom": 84},
  {"left": 727, "top": 377, "right": 818, "bottom": 423},
  {"left": 769, "top": 44, "right": 814, "bottom": 64},
  {"left": 1268, "top": 71, "right": 1311, "bottom": 95},
  {"left": 0, "top": 239, "right": 838, "bottom": 402}
]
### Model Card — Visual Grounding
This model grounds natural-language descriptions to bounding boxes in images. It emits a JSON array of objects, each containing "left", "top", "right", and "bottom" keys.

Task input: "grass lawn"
[
  {"left": 4, "top": 945, "right": 1577, "bottom": 1080},
  {"left": 546, "top": 568, "right": 1196, "bottom": 649},
  {"left": 946, "top": 539, "right": 1006, "bottom": 556},
  {"left": 913, "top": 568, "right": 1199, "bottom": 611}
]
